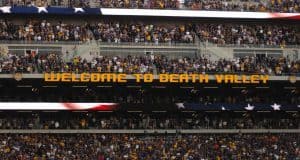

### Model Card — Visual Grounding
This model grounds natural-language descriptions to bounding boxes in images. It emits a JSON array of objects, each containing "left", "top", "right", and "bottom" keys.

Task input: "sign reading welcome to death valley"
[{"left": 44, "top": 73, "right": 269, "bottom": 84}]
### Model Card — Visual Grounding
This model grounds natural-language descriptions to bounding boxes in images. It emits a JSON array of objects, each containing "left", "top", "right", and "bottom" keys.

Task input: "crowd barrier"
[{"left": 0, "top": 129, "right": 299, "bottom": 134}]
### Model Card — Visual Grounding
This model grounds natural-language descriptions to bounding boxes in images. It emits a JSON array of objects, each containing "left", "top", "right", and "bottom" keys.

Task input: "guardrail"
[
  {"left": 98, "top": 42, "right": 197, "bottom": 47},
  {"left": 202, "top": 42, "right": 300, "bottom": 49},
  {"left": 0, "top": 40, "right": 72, "bottom": 45},
  {"left": 0, "top": 41, "right": 197, "bottom": 47},
  {"left": 0, "top": 40, "right": 298, "bottom": 49},
  {"left": 0, "top": 129, "right": 298, "bottom": 134},
  {"left": 0, "top": 40, "right": 85, "bottom": 45}
]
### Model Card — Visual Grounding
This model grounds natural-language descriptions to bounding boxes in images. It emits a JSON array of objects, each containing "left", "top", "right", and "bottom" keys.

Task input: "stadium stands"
[
  {"left": 196, "top": 23, "right": 300, "bottom": 46},
  {"left": 0, "top": 20, "right": 195, "bottom": 43},
  {"left": 0, "top": 133, "right": 298, "bottom": 159},
  {"left": 0, "top": 19, "right": 299, "bottom": 46},
  {"left": 0, "top": 1, "right": 298, "bottom": 160},
  {"left": 0, "top": 112, "right": 298, "bottom": 129},
  {"left": 0, "top": 83, "right": 299, "bottom": 105},
  {"left": 0, "top": 53, "right": 299, "bottom": 75},
  {"left": 154, "top": 55, "right": 300, "bottom": 74}
]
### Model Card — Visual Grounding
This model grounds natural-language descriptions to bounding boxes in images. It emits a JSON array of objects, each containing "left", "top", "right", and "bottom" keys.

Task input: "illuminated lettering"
[
  {"left": 44, "top": 73, "right": 60, "bottom": 82},
  {"left": 144, "top": 74, "right": 153, "bottom": 83},
  {"left": 101, "top": 74, "right": 117, "bottom": 82},
  {"left": 71, "top": 74, "right": 80, "bottom": 82},
  {"left": 134, "top": 74, "right": 142, "bottom": 82},
  {"left": 260, "top": 75, "right": 269, "bottom": 84},
  {"left": 118, "top": 74, "right": 127, "bottom": 83},
  {"left": 224, "top": 75, "right": 234, "bottom": 83},
  {"left": 169, "top": 74, "right": 179, "bottom": 83},
  {"left": 190, "top": 74, "right": 197, "bottom": 83},
  {"left": 91, "top": 73, "right": 100, "bottom": 82},
  {"left": 234, "top": 75, "right": 241, "bottom": 84},
  {"left": 199, "top": 74, "right": 209, "bottom": 83},
  {"left": 159, "top": 74, "right": 169, "bottom": 83},
  {"left": 61, "top": 73, "right": 71, "bottom": 82},
  {"left": 215, "top": 75, "right": 224, "bottom": 83},
  {"left": 43, "top": 73, "right": 269, "bottom": 84},
  {"left": 80, "top": 73, "right": 90, "bottom": 82},
  {"left": 241, "top": 75, "right": 250, "bottom": 84},
  {"left": 250, "top": 75, "right": 260, "bottom": 84},
  {"left": 179, "top": 74, "right": 189, "bottom": 83}
]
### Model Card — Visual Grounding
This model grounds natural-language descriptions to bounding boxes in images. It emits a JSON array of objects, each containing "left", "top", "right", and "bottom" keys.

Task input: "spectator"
[
  {"left": 0, "top": 133, "right": 298, "bottom": 159},
  {"left": 1, "top": 52, "right": 299, "bottom": 75},
  {"left": 0, "top": 112, "right": 298, "bottom": 129}
]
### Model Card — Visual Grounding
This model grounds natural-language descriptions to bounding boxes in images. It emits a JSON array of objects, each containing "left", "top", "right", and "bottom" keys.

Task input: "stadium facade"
[{"left": 0, "top": 0, "right": 298, "bottom": 159}]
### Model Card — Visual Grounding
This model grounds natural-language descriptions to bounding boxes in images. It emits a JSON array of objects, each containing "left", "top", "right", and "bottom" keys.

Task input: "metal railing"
[
  {"left": 98, "top": 41, "right": 197, "bottom": 47},
  {"left": 6, "top": 40, "right": 295, "bottom": 49},
  {"left": 0, "top": 129, "right": 299, "bottom": 134},
  {"left": 0, "top": 40, "right": 299, "bottom": 49},
  {"left": 203, "top": 42, "right": 300, "bottom": 49},
  {"left": 0, "top": 40, "right": 84, "bottom": 45},
  {"left": 0, "top": 40, "right": 197, "bottom": 47}
]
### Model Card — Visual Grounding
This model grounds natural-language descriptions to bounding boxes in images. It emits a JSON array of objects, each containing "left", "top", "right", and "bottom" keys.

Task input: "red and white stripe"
[
  {"left": 101, "top": 8, "right": 300, "bottom": 19},
  {"left": 0, "top": 103, "right": 118, "bottom": 110}
]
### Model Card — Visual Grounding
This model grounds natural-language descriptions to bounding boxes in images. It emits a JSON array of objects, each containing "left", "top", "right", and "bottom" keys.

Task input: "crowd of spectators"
[
  {"left": 1, "top": 87, "right": 299, "bottom": 104},
  {"left": 2, "top": 0, "right": 50, "bottom": 7},
  {"left": 2, "top": 0, "right": 300, "bottom": 13},
  {"left": 196, "top": 23, "right": 300, "bottom": 46},
  {"left": 0, "top": 52, "right": 299, "bottom": 75},
  {"left": 0, "top": 133, "right": 298, "bottom": 159},
  {"left": 1, "top": 19, "right": 300, "bottom": 46},
  {"left": 0, "top": 19, "right": 94, "bottom": 42},
  {"left": 1, "top": 0, "right": 89, "bottom": 7},
  {"left": 0, "top": 53, "right": 156, "bottom": 73},
  {"left": 184, "top": 0, "right": 300, "bottom": 13},
  {"left": 0, "top": 112, "right": 298, "bottom": 129},
  {"left": 155, "top": 55, "right": 300, "bottom": 75},
  {"left": 0, "top": 19, "right": 194, "bottom": 43},
  {"left": 90, "top": 22, "right": 194, "bottom": 44}
]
